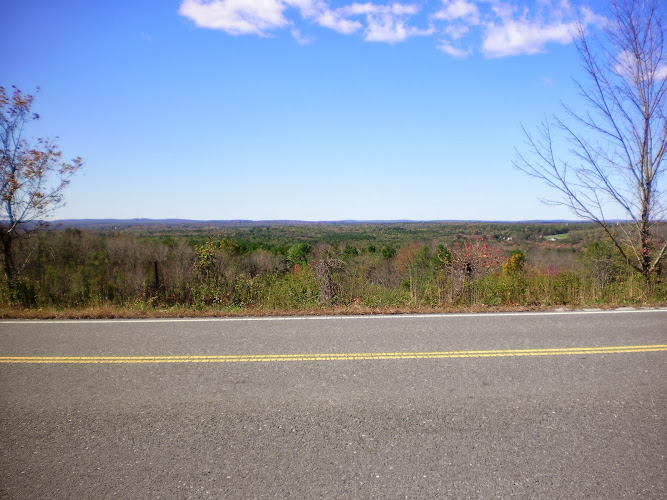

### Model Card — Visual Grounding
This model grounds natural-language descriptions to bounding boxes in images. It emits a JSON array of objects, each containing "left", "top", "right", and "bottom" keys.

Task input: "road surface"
[{"left": 1, "top": 310, "right": 666, "bottom": 498}]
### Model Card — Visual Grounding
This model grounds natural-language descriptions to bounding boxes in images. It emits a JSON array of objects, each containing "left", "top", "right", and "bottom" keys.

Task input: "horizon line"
[{"left": 42, "top": 217, "right": 608, "bottom": 225}]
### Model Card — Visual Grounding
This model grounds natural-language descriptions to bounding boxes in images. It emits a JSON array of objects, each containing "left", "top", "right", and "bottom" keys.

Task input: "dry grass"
[{"left": 1, "top": 302, "right": 661, "bottom": 320}]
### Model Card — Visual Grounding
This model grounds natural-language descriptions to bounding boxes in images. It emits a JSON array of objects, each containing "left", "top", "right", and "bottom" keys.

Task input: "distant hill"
[{"left": 46, "top": 218, "right": 584, "bottom": 230}]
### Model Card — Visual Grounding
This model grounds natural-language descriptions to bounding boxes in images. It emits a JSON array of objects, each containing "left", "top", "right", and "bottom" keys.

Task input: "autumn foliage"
[
  {"left": 0, "top": 223, "right": 664, "bottom": 311},
  {"left": 0, "top": 86, "right": 82, "bottom": 279},
  {"left": 442, "top": 238, "right": 505, "bottom": 279}
]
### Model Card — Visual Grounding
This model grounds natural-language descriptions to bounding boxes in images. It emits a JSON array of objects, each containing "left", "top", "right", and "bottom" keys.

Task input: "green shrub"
[
  {"left": 261, "top": 265, "right": 319, "bottom": 309},
  {"left": 381, "top": 245, "right": 396, "bottom": 260}
]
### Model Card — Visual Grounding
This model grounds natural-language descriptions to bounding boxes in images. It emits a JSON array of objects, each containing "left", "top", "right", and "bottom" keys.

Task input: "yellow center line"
[{"left": 0, "top": 345, "right": 665, "bottom": 364}]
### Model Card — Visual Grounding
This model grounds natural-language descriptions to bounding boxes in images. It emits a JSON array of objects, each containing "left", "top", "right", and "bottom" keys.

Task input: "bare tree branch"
[{"left": 515, "top": 0, "right": 667, "bottom": 280}]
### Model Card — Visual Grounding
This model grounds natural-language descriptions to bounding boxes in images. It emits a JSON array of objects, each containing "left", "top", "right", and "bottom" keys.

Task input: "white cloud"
[
  {"left": 338, "top": 3, "right": 428, "bottom": 43},
  {"left": 482, "top": 19, "right": 575, "bottom": 58},
  {"left": 178, "top": 0, "right": 602, "bottom": 58},
  {"left": 179, "top": 0, "right": 289, "bottom": 36},
  {"left": 177, "top": 0, "right": 425, "bottom": 42},
  {"left": 432, "top": 0, "right": 593, "bottom": 58},
  {"left": 339, "top": 3, "right": 418, "bottom": 17},
  {"left": 286, "top": 0, "right": 362, "bottom": 34},
  {"left": 432, "top": 0, "right": 480, "bottom": 25},
  {"left": 365, "top": 20, "right": 411, "bottom": 43}
]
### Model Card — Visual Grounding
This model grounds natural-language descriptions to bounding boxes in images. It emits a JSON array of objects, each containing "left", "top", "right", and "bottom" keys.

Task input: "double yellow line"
[{"left": 1, "top": 344, "right": 665, "bottom": 364}]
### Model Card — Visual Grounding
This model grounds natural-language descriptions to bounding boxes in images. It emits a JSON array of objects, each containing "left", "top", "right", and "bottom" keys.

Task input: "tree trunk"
[{"left": 0, "top": 231, "right": 15, "bottom": 281}]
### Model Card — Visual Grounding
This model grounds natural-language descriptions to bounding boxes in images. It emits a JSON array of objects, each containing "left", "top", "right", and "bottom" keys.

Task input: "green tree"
[
  {"left": 342, "top": 244, "right": 358, "bottom": 259},
  {"left": 381, "top": 245, "right": 396, "bottom": 260},
  {"left": 287, "top": 242, "right": 312, "bottom": 266}
]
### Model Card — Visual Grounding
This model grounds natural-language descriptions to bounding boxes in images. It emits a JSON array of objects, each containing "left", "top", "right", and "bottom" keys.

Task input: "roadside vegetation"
[{"left": 0, "top": 221, "right": 664, "bottom": 318}]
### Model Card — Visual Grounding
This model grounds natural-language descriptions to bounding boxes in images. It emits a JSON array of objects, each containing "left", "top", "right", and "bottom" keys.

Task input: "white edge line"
[{"left": 0, "top": 308, "right": 666, "bottom": 324}]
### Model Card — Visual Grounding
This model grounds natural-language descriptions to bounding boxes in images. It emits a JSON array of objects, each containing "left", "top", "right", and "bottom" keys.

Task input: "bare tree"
[
  {"left": 314, "top": 254, "right": 344, "bottom": 305},
  {"left": 0, "top": 86, "right": 82, "bottom": 280},
  {"left": 515, "top": 0, "right": 667, "bottom": 280}
]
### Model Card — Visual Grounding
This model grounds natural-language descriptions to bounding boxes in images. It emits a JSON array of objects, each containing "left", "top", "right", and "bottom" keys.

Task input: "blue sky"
[{"left": 4, "top": 0, "right": 611, "bottom": 221}]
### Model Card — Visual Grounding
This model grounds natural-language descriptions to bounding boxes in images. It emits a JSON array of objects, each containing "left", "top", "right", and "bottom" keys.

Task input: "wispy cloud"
[
  {"left": 444, "top": 23, "right": 470, "bottom": 40},
  {"left": 291, "top": 28, "right": 312, "bottom": 44},
  {"left": 314, "top": 9, "right": 362, "bottom": 34},
  {"left": 178, "top": 0, "right": 602, "bottom": 58},
  {"left": 336, "top": 3, "right": 430, "bottom": 43},
  {"left": 437, "top": 40, "right": 472, "bottom": 58}
]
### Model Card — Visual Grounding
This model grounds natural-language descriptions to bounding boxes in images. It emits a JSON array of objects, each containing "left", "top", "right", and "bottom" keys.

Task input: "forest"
[{"left": 0, "top": 220, "right": 665, "bottom": 316}]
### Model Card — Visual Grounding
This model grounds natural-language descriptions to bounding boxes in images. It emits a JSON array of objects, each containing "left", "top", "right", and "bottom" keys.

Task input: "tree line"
[{"left": 1, "top": 228, "right": 663, "bottom": 310}]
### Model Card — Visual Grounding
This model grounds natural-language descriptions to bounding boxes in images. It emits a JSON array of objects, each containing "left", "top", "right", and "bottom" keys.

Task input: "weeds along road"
[{"left": 1, "top": 310, "right": 666, "bottom": 499}]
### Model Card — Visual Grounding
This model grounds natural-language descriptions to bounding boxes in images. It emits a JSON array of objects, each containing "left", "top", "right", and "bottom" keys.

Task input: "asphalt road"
[{"left": 1, "top": 310, "right": 666, "bottom": 499}]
